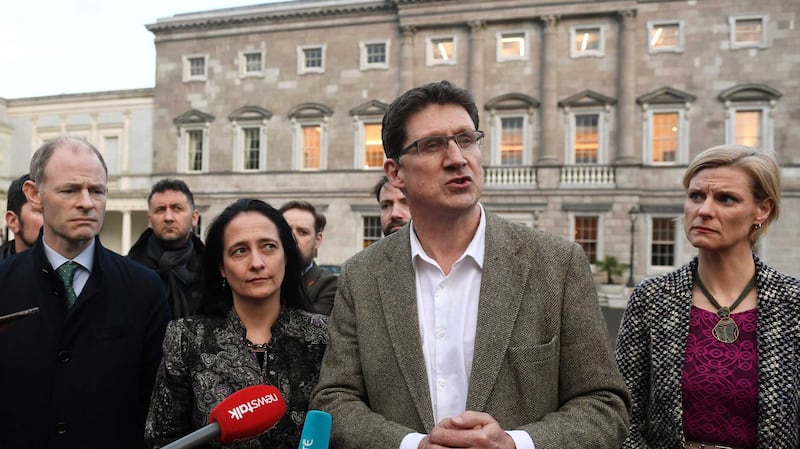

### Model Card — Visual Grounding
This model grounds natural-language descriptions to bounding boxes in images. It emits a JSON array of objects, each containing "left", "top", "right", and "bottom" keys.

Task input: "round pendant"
[{"left": 712, "top": 317, "right": 739, "bottom": 343}]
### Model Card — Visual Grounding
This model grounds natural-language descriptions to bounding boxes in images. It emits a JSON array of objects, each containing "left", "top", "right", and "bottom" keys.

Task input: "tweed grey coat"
[
  {"left": 615, "top": 255, "right": 800, "bottom": 448},
  {"left": 310, "top": 211, "right": 631, "bottom": 449}
]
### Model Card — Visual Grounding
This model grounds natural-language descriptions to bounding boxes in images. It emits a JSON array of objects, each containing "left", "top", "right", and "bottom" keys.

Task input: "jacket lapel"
[
  {"left": 377, "top": 228, "right": 436, "bottom": 430},
  {"left": 466, "top": 214, "right": 527, "bottom": 411}
]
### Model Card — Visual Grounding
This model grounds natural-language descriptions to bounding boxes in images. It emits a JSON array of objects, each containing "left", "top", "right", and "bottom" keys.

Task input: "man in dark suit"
[
  {"left": 0, "top": 136, "right": 169, "bottom": 449},
  {"left": 280, "top": 200, "right": 337, "bottom": 315},
  {"left": 311, "top": 81, "right": 630, "bottom": 449}
]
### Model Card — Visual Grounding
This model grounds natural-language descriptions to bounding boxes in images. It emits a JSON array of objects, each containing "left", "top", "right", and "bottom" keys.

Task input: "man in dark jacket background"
[
  {"left": 128, "top": 178, "right": 204, "bottom": 319},
  {"left": 0, "top": 173, "right": 43, "bottom": 260}
]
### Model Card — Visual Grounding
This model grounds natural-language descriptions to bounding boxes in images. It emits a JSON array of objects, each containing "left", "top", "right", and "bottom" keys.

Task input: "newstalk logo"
[{"left": 227, "top": 392, "right": 281, "bottom": 420}]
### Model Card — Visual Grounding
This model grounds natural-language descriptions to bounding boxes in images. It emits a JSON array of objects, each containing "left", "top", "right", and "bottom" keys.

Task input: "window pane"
[
  {"left": 575, "top": 28, "right": 600, "bottom": 52},
  {"left": 574, "top": 114, "right": 598, "bottom": 163},
  {"left": 189, "top": 57, "right": 205, "bottom": 77},
  {"left": 187, "top": 130, "right": 203, "bottom": 171},
  {"left": 500, "top": 33, "right": 525, "bottom": 58},
  {"left": 651, "top": 217, "right": 675, "bottom": 266},
  {"left": 103, "top": 136, "right": 119, "bottom": 176},
  {"left": 652, "top": 112, "right": 678, "bottom": 162},
  {"left": 245, "top": 53, "right": 262, "bottom": 72},
  {"left": 651, "top": 23, "right": 680, "bottom": 48},
  {"left": 302, "top": 125, "right": 321, "bottom": 169},
  {"left": 500, "top": 117, "right": 523, "bottom": 166},
  {"left": 735, "top": 18, "right": 763, "bottom": 44},
  {"left": 362, "top": 216, "right": 381, "bottom": 248},
  {"left": 431, "top": 38, "right": 454, "bottom": 61},
  {"left": 243, "top": 127, "right": 261, "bottom": 170},
  {"left": 304, "top": 48, "right": 322, "bottom": 68},
  {"left": 364, "top": 123, "right": 384, "bottom": 168},
  {"left": 574, "top": 216, "right": 598, "bottom": 263},
  {"left": 366, "top": 43, "right": 386, "bottom": 64},
  {"left": 735, "top": 110, "right": 761, "bottom": 148}
]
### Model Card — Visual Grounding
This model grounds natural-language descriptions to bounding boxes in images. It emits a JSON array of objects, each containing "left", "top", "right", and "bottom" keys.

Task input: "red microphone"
[{"left": 161, "top": 384, "right": 287, "bottom": 449}]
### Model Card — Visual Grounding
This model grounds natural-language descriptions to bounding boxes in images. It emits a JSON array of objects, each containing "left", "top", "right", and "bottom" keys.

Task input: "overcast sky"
[{"left": 0, "top": 0, "right": 280, "bottom": 99}]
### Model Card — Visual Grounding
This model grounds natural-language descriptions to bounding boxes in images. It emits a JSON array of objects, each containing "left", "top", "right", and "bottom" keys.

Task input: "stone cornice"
[{"left": 146, "top": 0, "right": 394, "bottom": 33}]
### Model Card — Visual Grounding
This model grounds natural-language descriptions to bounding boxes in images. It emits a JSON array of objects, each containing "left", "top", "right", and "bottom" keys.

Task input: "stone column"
[
  {"left": 468, "top": 21, "right": 486, "bottom": 114},
  {"left": 539, "top": 15, "right": 560, "bottom": 164},
  {"left": 616, "top": 9, "right": 637, "bottom": 163},
  {"left": 122, "top": 210, "right": 132, "bottom": 254},
  {"left": 400, "top": 26, "right": 416, "bottom": 94}
]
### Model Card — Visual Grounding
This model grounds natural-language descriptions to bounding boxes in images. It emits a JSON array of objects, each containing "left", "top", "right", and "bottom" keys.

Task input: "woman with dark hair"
[{"left": 146, "top": 199, "right": 328, "bottom": 449}]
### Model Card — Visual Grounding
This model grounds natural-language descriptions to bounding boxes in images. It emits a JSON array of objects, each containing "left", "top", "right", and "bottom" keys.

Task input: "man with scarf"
[{"left": 129, "top": 179, "right": 204, "bottom": 318}]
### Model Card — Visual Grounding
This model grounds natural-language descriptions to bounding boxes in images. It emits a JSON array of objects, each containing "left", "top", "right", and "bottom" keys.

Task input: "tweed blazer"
[
  {"left": 615, "top": 255, "right": 800, "bottom": 448},
  {"left": 310, "top": 211, "right": 631, "bottom": 449}
]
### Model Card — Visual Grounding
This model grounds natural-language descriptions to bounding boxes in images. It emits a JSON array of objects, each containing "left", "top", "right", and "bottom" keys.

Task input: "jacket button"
[
  {"left": 57, "top": 351, "right": 70, "bottom": 363},
  {"left": 55, "top": 422, "right": 67, "bottom": 434}
]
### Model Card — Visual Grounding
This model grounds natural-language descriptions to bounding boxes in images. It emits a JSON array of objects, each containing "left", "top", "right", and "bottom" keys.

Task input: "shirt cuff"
[
  {"left": 507, "top": 430, "right": 535, "bottom": 449},
  {"left": 400, "top": 432, "right": 426, "bottom": 449}
]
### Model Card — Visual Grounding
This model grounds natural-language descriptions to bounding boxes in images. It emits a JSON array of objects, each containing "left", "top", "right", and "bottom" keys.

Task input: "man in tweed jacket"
[{"left": 310, "top": 81, "right": 630, "bottom": 449}]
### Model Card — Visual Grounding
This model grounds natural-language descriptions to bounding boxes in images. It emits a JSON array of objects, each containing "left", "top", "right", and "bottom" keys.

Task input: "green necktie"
[{"left": 57, "top": 261, "right": 80, "bottom": 306}]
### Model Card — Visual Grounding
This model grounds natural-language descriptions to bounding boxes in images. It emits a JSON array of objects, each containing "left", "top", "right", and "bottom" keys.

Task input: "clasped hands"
[{"left": 419, "top": 411, "right": 516, "bottom": 449}]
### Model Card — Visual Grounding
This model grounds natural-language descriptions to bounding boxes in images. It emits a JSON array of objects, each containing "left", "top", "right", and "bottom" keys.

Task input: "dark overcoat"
[{"left": 0, "top": 235, "right": 169, "bottom": 449}]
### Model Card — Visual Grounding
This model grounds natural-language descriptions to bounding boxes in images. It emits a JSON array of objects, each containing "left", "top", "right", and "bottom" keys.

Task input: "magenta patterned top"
[{"left": 682, "top": 306, "right": 758, "bottom": 448}]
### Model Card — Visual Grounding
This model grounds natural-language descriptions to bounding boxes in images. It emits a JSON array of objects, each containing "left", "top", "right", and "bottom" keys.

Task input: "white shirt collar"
[
  {"left": 409, "top": 204, "right": 486, "bottom": 270},
  {"left": 44, "top": 238, "right": 95, "bottom": 272}
]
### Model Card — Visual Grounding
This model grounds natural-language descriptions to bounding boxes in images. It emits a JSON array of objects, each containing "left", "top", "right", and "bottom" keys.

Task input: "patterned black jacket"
[
  {"left": 615, "top": 255, "right": 800, "bottom": 448},
  {"left": 145, "top": 307, "right": 328, "bottom": 449}
]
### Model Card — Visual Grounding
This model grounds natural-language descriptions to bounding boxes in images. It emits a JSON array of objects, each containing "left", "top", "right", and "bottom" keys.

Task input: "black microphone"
[{"left": 161, "top": 384, "right": 287, "bottom": 449}]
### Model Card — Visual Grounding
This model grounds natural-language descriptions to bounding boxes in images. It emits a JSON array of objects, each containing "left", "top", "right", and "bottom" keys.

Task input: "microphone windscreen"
[
  {"left": 208, "top": 384, "right": 287, "bottom": 444},
  {"left": 297, "top": 410, "right": 332, "bottom": 449}
]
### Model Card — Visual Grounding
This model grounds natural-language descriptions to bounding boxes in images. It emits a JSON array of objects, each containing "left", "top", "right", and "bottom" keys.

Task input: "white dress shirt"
[{"left": 399, "top": 205, "right": 534, "bottom": 449}]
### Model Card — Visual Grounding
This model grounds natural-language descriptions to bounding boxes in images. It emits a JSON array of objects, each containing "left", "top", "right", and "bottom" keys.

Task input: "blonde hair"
[{"left": 683, "top": 144, "right": 781, "bottom": 246}]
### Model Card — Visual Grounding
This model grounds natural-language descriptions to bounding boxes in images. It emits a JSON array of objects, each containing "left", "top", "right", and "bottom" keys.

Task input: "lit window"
[
  {"left": 363, "top": 123, "right": 384, "bottom": 169},
  {"left": 574, "top": 216, "right": 598, "bottom": 263},
  {"left": 497, "top": 32, "right": 526, "bottom": 61},
  {"left": 186, "top": 130, "right": 204, "bottom": 172},
  {"left": 362, "top": 216, "right": 381, "bottom": 248},
  {"left": 183, "top": 55, "right": 208, "bottom": 81},
  {"left": 426, "top": 36, "right": 456, "bottom": 66},
  {"left": 734, "top": 110, "right": 762, "bottom": 148},
  {"left": 730, "top": 16, "right": 767, "bottom": 48},
  {"left": 301, "top": 125, "right": 321, "bottom": 170},
  {"left": 500, "top": 117, "right": 524, "bottom": 165},
  {"left": 360, "top": 40, "right": 390, "bottom": 70},
  {"left": 570, "top": 26, "right": 604, "bottom": 57},
  {"left": 574, "top": 114, "right": 599, "bottom": 164},
  {"left": 652, "top": 112, "right": 678, "bottom": 163},
  {"left": 648, "top": 21, "right": 683, "bottom": 52},
  {"left": 638, "top": 87, "right": 694, "bottom": 165},
  {"left": 298, "top": 45, "right": 326, "bottom": 74},
  {"left": 720, "top": 84, "right": 779, "bottom": 151},
  {"left": 651, "top": 217, "right": 675, "bottom": 267}
]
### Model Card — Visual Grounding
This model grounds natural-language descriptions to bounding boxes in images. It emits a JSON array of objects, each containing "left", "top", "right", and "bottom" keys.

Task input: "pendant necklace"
[{"left": 693, "top": 265, "right": 756, "bottom": 344}]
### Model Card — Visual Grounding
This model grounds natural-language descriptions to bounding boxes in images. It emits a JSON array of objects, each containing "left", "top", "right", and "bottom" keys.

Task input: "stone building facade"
[
  {"left": 145, "top": 0, "right": 800, "bottom": 280},
  {"left": 0, "top": 90, "right": 155, "bottom": 253},
  {"left": 4, "top": 0, "right": 795, "bottom": 283}
]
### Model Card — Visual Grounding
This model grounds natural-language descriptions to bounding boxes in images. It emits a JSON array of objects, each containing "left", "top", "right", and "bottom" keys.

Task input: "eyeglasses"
[{"left": 397, "top": 130, "right": 484, "bottom": 158}]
